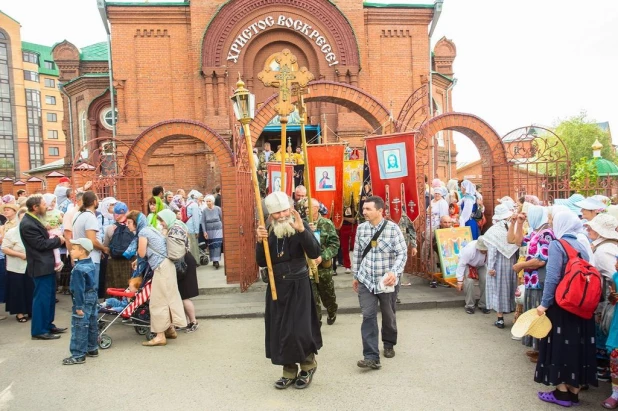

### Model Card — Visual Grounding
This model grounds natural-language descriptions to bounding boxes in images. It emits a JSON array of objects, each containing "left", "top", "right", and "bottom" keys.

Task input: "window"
[
  {"left": 100, "top": 107, "right": 118, "bottom": 130},
  {"left": 44, "top": 78, "right": 55, "bottom": 88},
  {"left": 47, "top": 130, "right": 58, "bottom": 139},
  {"left": 43, "top": 61, "right": 55, "bottom": 70},
  {"left": 48, "top": 147, "right": 59, "bottom": 156},
  {"left": 24, "top": 70, "right": 39, "bottom": 82},
  {"left": 79, "top": 110, "right": 88, "bottom": 145},
  {"left": 23, "top": 52, "right": 38, "bottom": 64},
  {"left": 45, "top": 95, "right": 56, "bottom": 105},
  {"left": 46, "top": 112, "right": 57, "bottom": 122}
]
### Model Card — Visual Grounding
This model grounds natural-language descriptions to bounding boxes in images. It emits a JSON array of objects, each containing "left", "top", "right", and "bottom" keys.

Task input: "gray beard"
[{"left": 272, "top": 217, "right": 296, "bottom": 239}]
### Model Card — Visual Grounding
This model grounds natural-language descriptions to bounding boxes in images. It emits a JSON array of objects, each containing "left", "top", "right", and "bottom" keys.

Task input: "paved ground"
[{"left": 0, "top": 302, "right": 609, "bottom": 410}]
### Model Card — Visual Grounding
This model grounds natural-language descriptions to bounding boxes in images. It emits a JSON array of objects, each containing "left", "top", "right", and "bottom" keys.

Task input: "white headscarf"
[
  {"left": 188, "top": 190, "right": 203, "bottom": 200},
  {"left": 460, "top": 180, "right": 476, "bottom": 197},
  {"left": 42, "top": 193, "right": 56, "bottom": 211},
  {"left": 552, "top": 211, "right": 582, "bottom": 239},
  {"left": 97, "top": 197, "right": 117, "bottom": 221}
]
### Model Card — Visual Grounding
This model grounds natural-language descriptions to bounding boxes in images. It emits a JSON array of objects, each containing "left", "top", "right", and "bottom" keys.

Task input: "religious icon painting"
[
  {"left": 267, "top": 163, "right": 294, "bottom": 196},
  {"left": 315, "top": 166, "right": 336, "bottom": 191},
  {"left": 377, "top": 143, "right": 408, "bottom": 179}
]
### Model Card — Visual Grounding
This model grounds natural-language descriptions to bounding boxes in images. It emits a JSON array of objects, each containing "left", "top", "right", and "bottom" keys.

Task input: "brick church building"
[{"left": 52, "top": 0, "right": 457, "bottom": 197}]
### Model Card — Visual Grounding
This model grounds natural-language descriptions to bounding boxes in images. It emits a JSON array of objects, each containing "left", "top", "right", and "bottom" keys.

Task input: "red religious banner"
[
  {"left": 364, "top": 132, "right": 420, "bottom": 223},
  {"left": 306, "top": 144, "right": 345, "bottom": 228},
  {"left": 267, "top": 163, "right": 294, "bottom": 197}
]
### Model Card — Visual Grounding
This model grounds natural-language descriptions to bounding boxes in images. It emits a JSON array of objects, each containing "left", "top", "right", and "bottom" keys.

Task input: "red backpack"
[
  {"left": 180, "top": 205, "right": 190, "bottom": 223},
  {"left": 555, "top": 239, "right": 602, "bottom": 319}
]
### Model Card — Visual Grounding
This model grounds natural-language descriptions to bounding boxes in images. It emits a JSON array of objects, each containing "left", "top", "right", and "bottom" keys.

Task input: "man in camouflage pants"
[{"left": 306, "top": 198, "right": 339, "bottom": 325}]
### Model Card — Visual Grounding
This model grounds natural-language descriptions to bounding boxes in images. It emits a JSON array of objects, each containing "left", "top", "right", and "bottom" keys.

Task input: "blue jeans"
[
  {"left": 31, "top": 273, "right": 57, "bottom": 336},
  {"left": 70, "top": 290, "right": 99, "bottom": 358},
  {"left": 358, "top": 282, "right": 399, "bottom": 361}
]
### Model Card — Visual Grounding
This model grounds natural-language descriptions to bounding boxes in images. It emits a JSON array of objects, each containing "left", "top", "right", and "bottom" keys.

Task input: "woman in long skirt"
[
  {"left": 201, "top": 195, "right": 223, "bottom": 269},
  {"left": 483, "top": 204, "right": 518, "bottom": 329},
  {"left": 2, "top": 207, "right": 31, "bottom": 321},
  {"left": 535, "top": 211, "right": 597, "bottom": 407}
]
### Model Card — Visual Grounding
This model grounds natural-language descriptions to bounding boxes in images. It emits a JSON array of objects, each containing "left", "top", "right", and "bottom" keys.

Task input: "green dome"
[{"left": 589, "top": 157, "right": 618, "bottom": 176}]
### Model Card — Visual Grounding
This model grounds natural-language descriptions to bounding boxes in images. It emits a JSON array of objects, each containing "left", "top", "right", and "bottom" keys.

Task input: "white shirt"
[
  {"left": 591, "top": 238, "right": 618, "bottom": 280},
  {"left": 456, "top": 240, "right": 487, "bottom": 282},
  {"left": 2, "top": 226, "right": 27, "bottom": 274}
]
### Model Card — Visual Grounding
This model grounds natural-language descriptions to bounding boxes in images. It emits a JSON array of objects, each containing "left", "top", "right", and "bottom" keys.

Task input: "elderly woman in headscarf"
[
  {"left": 146, "top": 196, "right": 165, "bottom": 230},
  {"left": 185, "top": 190, "right": 203, "bottom": 266},
  {"left": 535, "top": 211, "right": 597, "bottom": 407},
  {"left": 201, "top": 194, "right": 223, "bottom": 269},
  {"left": 97, "top": 197, "right": 117, "bottom": 237},
  {"left": 170, "top": 194, "right": 184, "bottom": 214},
  {"left": 508, "top": 205, "right": 556, "bottom": 359},
  {"left": 428, "top": 186, "right": 449, "bottom": 230},
  {"left": 459, "top": 180, "right": 481, "bottom": 239},
  {"left": 157, "top": 209, "right": 200, "bottom": 333},
  {"left": 126, "top": 211, "right": 186, "bottom": 346},
  {"left": 483, "top": 204, "right": 519, "bottom": 329}
]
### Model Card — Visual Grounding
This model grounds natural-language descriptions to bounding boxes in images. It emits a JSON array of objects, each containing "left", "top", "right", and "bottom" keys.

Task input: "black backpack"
[{"left": 109, "top": 223, "right": 135, "bottom": 259}]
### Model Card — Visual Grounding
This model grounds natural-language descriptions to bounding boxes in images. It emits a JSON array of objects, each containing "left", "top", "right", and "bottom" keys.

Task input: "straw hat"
[
  {"left": 475, "top": 236, "right": 488, "bottom": 251},
  {"left": 511, "top": 308, "right": 552, "bottom": 339},
  {"left": 2, "top": 203, "right": 19, "bottom": 212},
  {"left": 584, "top": 213, "right": 618, "bottom": 240}
]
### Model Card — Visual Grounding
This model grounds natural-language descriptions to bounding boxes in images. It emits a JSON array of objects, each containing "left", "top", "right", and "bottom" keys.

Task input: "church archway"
[{"left": 128, "top": 120, "right": 248, "bottom": 283}]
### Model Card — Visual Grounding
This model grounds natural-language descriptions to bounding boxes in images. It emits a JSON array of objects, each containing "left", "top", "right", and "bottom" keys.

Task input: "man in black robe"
[{"left": 256, "top": 191, "right": 322, "bottom": 389}]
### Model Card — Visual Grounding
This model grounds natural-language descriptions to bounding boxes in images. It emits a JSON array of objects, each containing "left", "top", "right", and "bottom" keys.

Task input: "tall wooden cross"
[{"left": 258, "top": 49, "right": 314, "bottom": 191}]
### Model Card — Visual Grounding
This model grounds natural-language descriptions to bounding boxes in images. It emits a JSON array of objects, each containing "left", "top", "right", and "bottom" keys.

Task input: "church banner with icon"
[
  {"left": 343, "top": 159, "right": 363, "bottom": 212},
  {"left": 435, "top": 226, "right": 473, "bottom": 281},
  {"left": 267, "top": 163, "right": 294, "bottom": 197},
  {"left": 307, "top": 144, "right": 345, "bottom": 228},
  {"left": 364, "top": 132, "right": 420, "bottom": 223}
]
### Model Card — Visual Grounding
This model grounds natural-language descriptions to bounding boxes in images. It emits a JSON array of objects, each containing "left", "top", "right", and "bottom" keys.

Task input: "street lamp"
[{"left": 231, "top": 75, "right": 277, "bottom": 300}]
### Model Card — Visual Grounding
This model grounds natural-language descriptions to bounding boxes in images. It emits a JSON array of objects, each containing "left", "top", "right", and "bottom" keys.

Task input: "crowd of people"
[
  {"left": 427, "top": 176, "right": 618, "bottom": 409},
  {"left": 0, "top": 179, "right": 226, "bottom": 365}
]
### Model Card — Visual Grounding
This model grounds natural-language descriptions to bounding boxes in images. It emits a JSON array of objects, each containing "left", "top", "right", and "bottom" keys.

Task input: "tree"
[
  {"left": 570, "top": 156, "right": 599, "bottom": 196},
  {"left": 552, "top": 112, "right": 615, "bottom": 169}
]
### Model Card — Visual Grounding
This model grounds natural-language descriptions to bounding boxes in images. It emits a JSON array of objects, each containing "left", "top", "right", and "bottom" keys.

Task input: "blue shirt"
[
  {"left": 541, "top": 235, "right": 590, "bottom": 308},
  {"left": 139, "top": 226, "right": 167, "bottom": 270},
  {"left": 70, "top": 257, "right": 97, "bottom": 310},
  {"left": 186, "top": 201, "right": 201, "bottom": 234}
]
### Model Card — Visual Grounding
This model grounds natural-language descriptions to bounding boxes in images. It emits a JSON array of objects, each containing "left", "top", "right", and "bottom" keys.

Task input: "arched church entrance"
[{"left": 128, "top": 120, "right": 254, "bottom": 285}]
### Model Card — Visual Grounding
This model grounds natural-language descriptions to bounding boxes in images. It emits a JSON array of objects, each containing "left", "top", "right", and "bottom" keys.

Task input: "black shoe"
[
  {"left": 357, "top": 359, "right": 381, "bottom": 369},
  {"left": 86, "top": 349, "right": 99, "bottom": 357},
  {"left": 294, "top": 367, "right": 317, "bottom": 389},
  {"left": 62, "top": 356, "right": 85, "bottom": 365},
  {"left": 32, "top": 333, "right": 61, "bottom": 340},
  {"left": 384, "top": 348, "right": 395, "bottom": 358},
  {"left": 274, "top": 377, "right": 296, "bottom": 389},
  {"left": 429, "top": 280, "right": 438, "bottom": 288},
  {"left": 327, "top": 313, "right": 337, "bottom": 325},
  {"left": 494, "top": 319, "right": 505, "bottom": 329},
  {"left": 479, "top": 308, "right": 491, "bottom": 314},
  {"left": 50, "top": 327, "right": 67, "bottom": 334},
  {"left": 396, "top": 298, "right": 401, "bottom": 304},
  {"left": 465, "top": 307, "right": 475, "bottom": 315}
]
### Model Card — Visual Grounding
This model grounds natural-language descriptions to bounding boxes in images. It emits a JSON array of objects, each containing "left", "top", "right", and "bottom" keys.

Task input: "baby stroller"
[
  {"left": 198, "top": 239, "right": 210, "bottom": 266},
  {"left": 97, "top": 270, "right": 154, "bottom": 349}
]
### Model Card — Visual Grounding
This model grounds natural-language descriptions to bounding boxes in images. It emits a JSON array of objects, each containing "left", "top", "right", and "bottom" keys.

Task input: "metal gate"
[
  {"left": 234, "top": 128, "right": 259, "bottom": 292},
  {"left": 491, "top": 126, "right": 570, "bottom": 204},
  {"left": 72, "top": 137, "right": 144, "bottom": 211}
]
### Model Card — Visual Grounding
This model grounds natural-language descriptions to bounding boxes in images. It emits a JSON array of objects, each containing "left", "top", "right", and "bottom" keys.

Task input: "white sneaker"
[{"left": 345, "top": 268, "right": 351, "bottom": 274}]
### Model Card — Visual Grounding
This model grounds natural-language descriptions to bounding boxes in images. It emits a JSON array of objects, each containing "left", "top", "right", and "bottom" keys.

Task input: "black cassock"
[{"left": 256, "top": 221, "right": 323, "bottom": 365}]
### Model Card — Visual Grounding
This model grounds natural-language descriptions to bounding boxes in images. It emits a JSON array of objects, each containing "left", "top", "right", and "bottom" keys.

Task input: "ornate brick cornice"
[
  {"left": 201, "top": 0, "right": 360, "bottom": 69},
  {"left": 107, "top": 6, "right": 190, "bottom": 24},
  {"left": 364, "top": 8, "right": 433, "bottom": 26}
]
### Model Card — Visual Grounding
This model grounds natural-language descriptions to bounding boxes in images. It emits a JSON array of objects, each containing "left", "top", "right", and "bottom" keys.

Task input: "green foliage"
[
  {"left": 570, "top": 156, "right": 599, "bottom": 196},
  {"left": 555, "top": 112, "right": 615, "bottom": 165}
]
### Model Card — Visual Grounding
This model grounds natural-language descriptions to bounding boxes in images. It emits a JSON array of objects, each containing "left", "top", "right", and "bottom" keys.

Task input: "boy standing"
[{"left": 63, "top": 238, "right": 98, "bottom": 365}]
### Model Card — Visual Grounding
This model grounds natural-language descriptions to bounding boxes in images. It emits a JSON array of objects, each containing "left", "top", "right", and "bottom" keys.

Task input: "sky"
[{"left": 2, "top": 0, "right": 617, "bottom": 162}]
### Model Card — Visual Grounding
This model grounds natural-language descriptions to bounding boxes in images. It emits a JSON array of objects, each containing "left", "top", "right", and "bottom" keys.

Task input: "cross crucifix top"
[{"left": 257, "top": 49, "right": 314, "bottom": 117}]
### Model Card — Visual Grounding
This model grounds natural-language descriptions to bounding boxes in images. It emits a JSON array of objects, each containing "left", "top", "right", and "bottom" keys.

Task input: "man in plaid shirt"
[{"left": 352, "top": 196, "right": 408, "bottom": 370}]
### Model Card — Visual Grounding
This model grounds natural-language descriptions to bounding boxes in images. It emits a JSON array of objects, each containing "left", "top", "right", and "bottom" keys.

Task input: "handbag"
[{"left": 467, "top": 265, "right": 479, "bottom": 280}]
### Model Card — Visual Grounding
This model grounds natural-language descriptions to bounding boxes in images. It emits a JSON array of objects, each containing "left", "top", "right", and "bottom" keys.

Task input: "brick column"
[
  {"left": 215, "top": 70, "right": 226, "bottom": 117},
  {"left": 205, "top": 74, "right": 215, "bottom": 118}
]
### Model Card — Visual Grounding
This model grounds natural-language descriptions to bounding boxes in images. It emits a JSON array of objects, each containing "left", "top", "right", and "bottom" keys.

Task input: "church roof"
[
  {"left": 80, "top": 42, "right": 109, "bottom": 61},
  {"left": 590, "top": 157, "right": 618, "bottom": 176}
]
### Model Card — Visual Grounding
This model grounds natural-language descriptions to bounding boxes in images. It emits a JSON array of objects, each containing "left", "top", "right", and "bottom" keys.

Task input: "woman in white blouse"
[
  {"left": 3, "top": 207, "right": 29, "bottom": 322},
  {"left": 428, "top": 186, "right": 449, "bottom": 229}
]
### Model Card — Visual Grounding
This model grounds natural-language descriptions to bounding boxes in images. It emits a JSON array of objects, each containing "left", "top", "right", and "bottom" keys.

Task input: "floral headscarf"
[
  {"left": 170, "top": 195, "right": 184, "bottom": 213},
  {"left": 2, "top": 194, "right": 15, "bottom": 204}
]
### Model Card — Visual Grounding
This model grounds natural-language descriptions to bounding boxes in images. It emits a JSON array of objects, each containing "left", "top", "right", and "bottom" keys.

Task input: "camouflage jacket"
[
  {"left": 311, "top": 216, "right": 340, "bottom": 263},
  {"left": 258, "top": 150, "right": 273, "bottom": 172},
  {"left": 398, "top": 215, "right": 417, "bottom": 248},
  {"left": 295, "top": 198, "right": 328, "bottom": 220}
]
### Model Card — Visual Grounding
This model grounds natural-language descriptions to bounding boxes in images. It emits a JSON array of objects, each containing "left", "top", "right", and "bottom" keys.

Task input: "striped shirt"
[{"left": 352, "top": 219, "right": 408, "bottom": 293}]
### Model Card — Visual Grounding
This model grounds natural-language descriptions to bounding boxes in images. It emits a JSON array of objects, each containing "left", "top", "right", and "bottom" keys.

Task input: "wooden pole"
[
  {"left": 280, "top": 116, "right": 287, "bottom": 191},
  {"left": 241, "top": 122, "right": 277, "bottom": 300}
]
